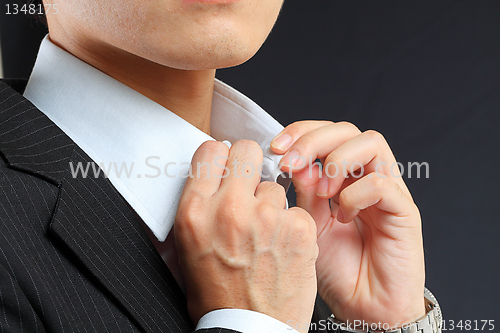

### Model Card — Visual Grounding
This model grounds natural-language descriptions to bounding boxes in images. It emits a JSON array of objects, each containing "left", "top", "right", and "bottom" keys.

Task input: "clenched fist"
[{"left": 175, "top": 140, "right": 319, "bottom": 331}]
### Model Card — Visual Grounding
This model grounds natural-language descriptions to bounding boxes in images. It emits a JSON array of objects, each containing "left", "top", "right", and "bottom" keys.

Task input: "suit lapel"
[
  {"left": 0, "top": 80, "right": 193, "bottom": 332},
  {"left": 50, "top": 148, "right": 193, "bottom": 333}
]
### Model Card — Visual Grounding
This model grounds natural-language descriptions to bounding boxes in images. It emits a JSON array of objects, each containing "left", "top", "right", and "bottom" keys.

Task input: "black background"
[{"left": 1, "top": 0, "right": 499, "bottom": 328}]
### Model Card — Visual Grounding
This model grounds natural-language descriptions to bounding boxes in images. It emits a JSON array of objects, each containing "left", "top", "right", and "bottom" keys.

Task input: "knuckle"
[
  {"left": 293, "top": 222, "right": 317, "bottom": 246},
  {"left": 198, "top": 140, "right": 229, "bottom": 157},
  {"left": 233, "top": 139, "right": 262, "bottom": 154},
  {"left": 287, "top": 207, "right": 317, "bottom": 239},
  {"left": 324, "top": 151, "right": 340, "bottom": 168},
  {"left": 217, "top": 195, "right": 243, "bottom": 225},
  {"left": 177, "top": 191, "right": 204, "bottom": 216},
  {"left": 256, "top": 202, "right": 280, "bottom": 226},
  {"left": 280, "top": 123, "right": 300, "bottom": 137},
  {"left": 258, "top": 181, "right": 286, "bottom": 198},
  {"left": 301, "top": 134, "right": 316, "bottom": 148},
  {"left": 364, "top": 130, "right": 386, "bottom": 145},
  {"left": 174, "top": 216, "right": 196, "bottom": 241},
  {"left": 231, "top": 140, "right": 263, "bottom": 168},
  {"left": 298, "top": 133, "right": 317, "bottom": 151},
  {"left": 175, "top": 195, "right": 205, "bottom": 232},
  {"left": 338, "top": 121, "right": 361, "bottom": 134},
  {"left": 292, "top": 120, "right": 333, "bottom": 130},
  {"left": 285, "top": 120, "right": 313, "bottom": 135},
  {"left": 338, "top": 188, "right": 353, "bottom": 208},
  {"left": 323, "top": 155, "right": 342, "bottom": 178},
  {"left": 369, "top": 172, "right": 388, "bottom": 189},
  {"left": 287, "top": 206, "right": 309, "bottom": 219}
]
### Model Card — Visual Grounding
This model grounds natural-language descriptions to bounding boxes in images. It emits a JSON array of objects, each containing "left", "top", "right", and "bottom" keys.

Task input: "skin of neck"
[{"left": 47, "top": 27, "right": 215, "bottom": 135}]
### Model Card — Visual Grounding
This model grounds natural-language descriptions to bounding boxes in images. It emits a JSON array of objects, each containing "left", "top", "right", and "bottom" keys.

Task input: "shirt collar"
[{"left": 24, "top": 36, "right": 285, "bottom": 242}]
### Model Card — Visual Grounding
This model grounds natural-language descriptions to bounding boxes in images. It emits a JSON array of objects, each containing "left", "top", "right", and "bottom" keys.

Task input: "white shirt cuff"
[{"left": 196, "top": 309, "right": 300, "bottom": 333}]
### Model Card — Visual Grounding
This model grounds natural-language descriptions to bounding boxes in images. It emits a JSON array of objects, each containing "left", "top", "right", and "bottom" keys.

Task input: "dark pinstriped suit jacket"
[{"left": 0, "top": 80, "right": 330, "bottom": 333}]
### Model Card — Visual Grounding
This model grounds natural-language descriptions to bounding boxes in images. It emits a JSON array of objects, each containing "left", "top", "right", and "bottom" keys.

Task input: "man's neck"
[{"left": 47, "top": 35, "right": 215, "bottom": 135}]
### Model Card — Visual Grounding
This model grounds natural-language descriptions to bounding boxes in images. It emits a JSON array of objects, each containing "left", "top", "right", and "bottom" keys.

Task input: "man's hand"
[
  {"left": 175, "top": 140, "right": 318, "bottom": 331},
  {"left": 271, "top": 121, "right": 426, "bottom": 329}
]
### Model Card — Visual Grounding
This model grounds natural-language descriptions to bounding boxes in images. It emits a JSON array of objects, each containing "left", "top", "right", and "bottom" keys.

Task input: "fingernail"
[
  {"left": 271, "top": 133, "right": 292, "bottom": 151},
  {"left": 280, "top": 150, "right": 301, "bottom": 168},
  {"left": 316, "top": 176, "right": 329, "bottom": 197},
  {"left": 337, "top": 209, "right": 345, "bottom": 222}
]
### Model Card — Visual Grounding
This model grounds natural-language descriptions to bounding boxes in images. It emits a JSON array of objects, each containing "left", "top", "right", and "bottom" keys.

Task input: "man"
[{"left": 0, "top": 0, "right": 441, "bottom": 332}]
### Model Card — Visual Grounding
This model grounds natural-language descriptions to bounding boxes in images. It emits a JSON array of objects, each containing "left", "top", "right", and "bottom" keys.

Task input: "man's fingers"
[
  {"left": 278, "top": 122, "right": 361, "bottom": 172},
  {"left": 292, "top": 166, "right": 333, "bottom": 235},
  {"left": 337, "top": 173, "right": 420, "bottom": 237},
  {"left": 219, "top": 139, "right": 264, "bottom": 195},
  {"left": 254, "top": 181, "right": 287, "bottom": 209},
  {"left": 318, "top": 130, "right": 411, "bottom": 199},
  {"left": 286, "top": 207, "right": 319, "bottom": 248},
  {"left": 184, "top": 140, "right": 230, "bottom": 196},
  {"left": 270, "top": 120, "right": 332, "bottom": 154}
]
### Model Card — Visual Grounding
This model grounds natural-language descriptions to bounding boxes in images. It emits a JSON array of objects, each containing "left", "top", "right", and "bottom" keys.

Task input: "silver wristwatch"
[{"left": 327, "top": 288, "right": 442, "bottom": 333}]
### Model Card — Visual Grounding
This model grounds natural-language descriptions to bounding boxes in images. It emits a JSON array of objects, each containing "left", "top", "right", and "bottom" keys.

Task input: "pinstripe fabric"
[{"left": 0, "top": 80, "right": 242, "bottom": 333}]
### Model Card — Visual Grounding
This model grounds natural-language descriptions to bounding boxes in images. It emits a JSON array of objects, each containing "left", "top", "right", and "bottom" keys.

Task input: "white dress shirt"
[{"left": 24, "top": 36, "right": 299, "bottom": 333}]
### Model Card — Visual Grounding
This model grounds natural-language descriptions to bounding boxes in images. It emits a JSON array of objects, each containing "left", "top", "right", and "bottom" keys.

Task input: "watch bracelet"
[{"left": 326, "top": 287, "right": 442, "bottom": 333}]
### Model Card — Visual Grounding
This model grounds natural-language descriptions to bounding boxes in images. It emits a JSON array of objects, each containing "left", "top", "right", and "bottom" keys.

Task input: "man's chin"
[{"left": 157, "top": 50, "right": 259, "bottom": 71}]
